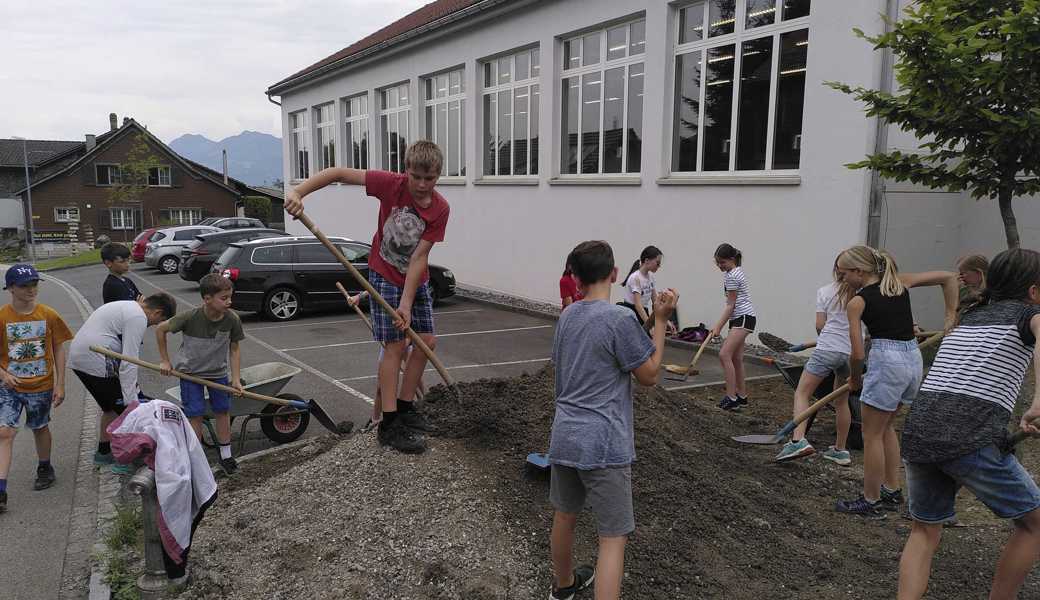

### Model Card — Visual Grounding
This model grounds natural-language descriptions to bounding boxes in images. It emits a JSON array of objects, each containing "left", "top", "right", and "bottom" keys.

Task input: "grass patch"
[
  {"left": 103, "top": 549, "right": 139, "bottom": 600},
  {"left": 101, "top": 503, "right": 144, "bottom": 599},
  {"left": 34, "top": 248, "right": 102, "bottom": 271},
  {"left": 105, "top": 503, "right": 142, "bottom": 552}
]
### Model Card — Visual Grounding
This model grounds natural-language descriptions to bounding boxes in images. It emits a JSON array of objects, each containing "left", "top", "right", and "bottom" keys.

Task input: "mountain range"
[{"left": 169, "top": 131, "right": 282, "bottom": 187}]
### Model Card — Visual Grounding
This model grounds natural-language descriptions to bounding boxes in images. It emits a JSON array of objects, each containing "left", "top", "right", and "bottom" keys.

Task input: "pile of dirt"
[{"left": 175, "top": 366, "right": 1040, "bottom": 599}]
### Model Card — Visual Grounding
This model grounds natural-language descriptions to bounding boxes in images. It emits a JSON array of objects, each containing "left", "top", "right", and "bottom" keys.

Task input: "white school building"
[{"left": 266, "top": 0, "right": 1040, "bottom": 342}]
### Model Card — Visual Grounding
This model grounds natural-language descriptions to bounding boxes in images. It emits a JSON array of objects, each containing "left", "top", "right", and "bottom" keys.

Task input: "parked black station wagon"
[
  {"left": 179, "top": 228, "right": 289, "bottom": 282},
  {"left": 212, "top": 236, "right": 456, "bottom": 321}
]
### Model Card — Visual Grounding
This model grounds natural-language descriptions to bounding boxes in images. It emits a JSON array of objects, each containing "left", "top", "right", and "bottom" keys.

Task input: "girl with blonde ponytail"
[{"left": 833, "top": 246, "right": 959, "bottom": 519}]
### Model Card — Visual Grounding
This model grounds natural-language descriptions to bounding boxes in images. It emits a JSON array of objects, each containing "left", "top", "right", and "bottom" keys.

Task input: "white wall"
[{"left": 277, "top": 0, "right": 891, "bottom": 343}]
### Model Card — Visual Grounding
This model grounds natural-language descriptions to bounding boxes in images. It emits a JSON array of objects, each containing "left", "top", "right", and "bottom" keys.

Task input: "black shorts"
[
  {"left": 728, "top": 314, "right": 757, "bottom": 332},
  {"left": 617, "top": 301, "right": 646, "bottom": 325},
  {"left": 73, "top": 370, "right": 126, "bottom": 414}
]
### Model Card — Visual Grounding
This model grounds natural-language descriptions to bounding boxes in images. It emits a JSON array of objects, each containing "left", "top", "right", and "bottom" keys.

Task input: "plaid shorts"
[{"left": 369, "top": 270, "right": 435, "bottom": 342}]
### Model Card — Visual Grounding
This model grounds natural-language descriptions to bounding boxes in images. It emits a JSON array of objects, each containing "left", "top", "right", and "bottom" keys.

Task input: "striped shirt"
[
  {"left": 903, "top": 300, "right": 1040, "bottom": 463},
  {"left": 723, "top": 267, "right": 755, "bottom": 318}
]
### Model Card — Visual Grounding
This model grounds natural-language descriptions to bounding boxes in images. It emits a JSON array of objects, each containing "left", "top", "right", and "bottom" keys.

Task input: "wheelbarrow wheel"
[{"left": 260, "top": 393, "right": 310, "bottom": 444}]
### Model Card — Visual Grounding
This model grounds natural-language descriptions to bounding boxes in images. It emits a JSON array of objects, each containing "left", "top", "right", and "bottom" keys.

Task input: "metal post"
[
  {"left": 128, "top": 467, "right": 167, "bottom": 599},
  {"left": 20, "top": 139, "right": 36, "bottom": 263}
]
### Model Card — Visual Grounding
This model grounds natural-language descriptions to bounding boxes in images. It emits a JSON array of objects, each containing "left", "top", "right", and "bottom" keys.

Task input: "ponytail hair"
[
  {"left": 833, "top": 253, "right": 855, "bottom": 308},
  {"left": 836, "top": 245, "right": 906, "bottom": 298},
  {"left": 621, "top": 245, "right": 663, "bottom": 287},
  {"left": 714, "top": 243, "right": 743, "bottom": 267}
]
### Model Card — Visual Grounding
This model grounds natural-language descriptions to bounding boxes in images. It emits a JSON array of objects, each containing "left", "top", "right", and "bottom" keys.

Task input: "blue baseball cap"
[{"left": 4, "top": 264, "right": 40, "bottom": 290}]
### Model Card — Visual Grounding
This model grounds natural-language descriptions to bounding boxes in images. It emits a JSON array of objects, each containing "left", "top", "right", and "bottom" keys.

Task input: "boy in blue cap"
[{"left": 0, "top": 264, "right": 73, "bottom": 513}]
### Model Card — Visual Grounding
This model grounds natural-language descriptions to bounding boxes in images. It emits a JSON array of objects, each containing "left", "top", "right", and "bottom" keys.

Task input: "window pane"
[
  {"left": 626, "top": 63, "right": 644, "bottom": 173},
  {"left": 460, "top": 99, "right": 466, "bottom": 176},
  {"left": 360, "top": 122, "right": 369, "bottom": 169},
  {"left": 629, "top": 21, "right": 645, "bottom": 55},
  {"left": 498, "top": 56, "right": 512, "bottom": 85},
  {"left": 484, "top": 94, "right": 496, "bottom": 176},
  {"left": 582, "top": 32, "right": 600, "bottom": 66},
  {"left": 516, "top": 51, "right": 530, "bottom": 81},
  {"left": 736, "top": 36, "right": 773, "bottom": 170},
  {"left": 297, "top": 244, "right": 336, "bottom": 263},
  {"left": 679, "top": 2, "right": 704, "bottom": 43},
  {"left": 387, "top": 87, "right": 398, "bottom": 109},
  {"left": 513, "top": 87, "right": 529, "bottom": 175},
  {"left": 531, "top": 84, "right": 540, "bottom": 174},
  {"left": 607, "top": 26, "right": 627, "bottom": 61},
  {"left": 254, "top": 246, "right": 291, "bottom": 264},
  {"left": 381, "top": 116, "right": 390, "bottom": 170},
  {"left": 746, "top": 0, "right": 776, "bottom": 27},
  {"left": 346, "top": 122, "right": 356, "bottom": 167},
  {"left": 399, "top": 117, "right": 408, "bottom": 170},
  {"left": 782, "top": 0, "right": 810, "bottom": 19},
  {"left": 425, "top": 106, "right": 435, "bottom": 140},
  {"left": 531, "top": 49, "right": 540, "bottom": 77},
  {"left": 484, "top": 62, "right": 495, "bottom": 87},
  {"left": 437, "top": 103, "right": 449, "bottom": 158},
  {"left": 773, "top": 29, "right": 808, "bottom": 169},
  {"left": 449, "top": 70, "right": 462, "bottom": 95},
  {"left": 564, "top": 39, "right": 581, "bottom": 70},
  {"left": 399, "top": 84, "right": 409, "bottom": 106},
  {"left": 449, "top": 100, "right": 461, "bottom": 177},
  {"left": 581, "top": 72, "right": 601, "bottom": 174},
  {"left": 425, "top": 78, "right": 434, "bottom": 101},
  {"left": 437, "top": 75, "right": 449, "bottom": 98},
  {"left": 602, "top": 67, "right": 625, "bottom": 173},
  {"left": 497, "top": 90, "right": 511, "bottom": 175},
  {"left": 703, "top": 44, "right": 735, "bottom": 171},
  {"left": 709, "top": 0, "right": 736, "bottom": 37},
  {"left": 561, "top": 77, "right": 579, "bottom": 174}
]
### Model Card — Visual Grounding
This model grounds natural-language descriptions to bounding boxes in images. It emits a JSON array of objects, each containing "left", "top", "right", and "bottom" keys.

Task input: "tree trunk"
[{"left": 998, "top": 187, "right": 1020, "bottom": 249}]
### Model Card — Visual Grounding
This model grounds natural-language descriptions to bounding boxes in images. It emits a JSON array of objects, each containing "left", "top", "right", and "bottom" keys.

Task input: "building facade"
[{"left": 268, "top": 0, "right": 1040, "bottom": 341}]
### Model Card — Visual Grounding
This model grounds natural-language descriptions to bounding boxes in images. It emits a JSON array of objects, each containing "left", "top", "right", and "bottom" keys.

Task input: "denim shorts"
[
  {"left": 368, "top": 271, "right": 435, "bottom": 343},
  {"left": 905, "top": 445, "right": 1040, "bottom": 523},
  {"left": 860, "top": 339, "right": 922, "bottom": 412},
  {"left": 0, "top": 386, "right": 52, "bottom": 429},
  {"left": 804, "top": 349, "right": 850, "bottom": 378},
  {"left": 179, "top": 376, "right": 230, "bottom": 418},
  {"left": 550, "top": 464, "right": 634, "bottom": 537}
]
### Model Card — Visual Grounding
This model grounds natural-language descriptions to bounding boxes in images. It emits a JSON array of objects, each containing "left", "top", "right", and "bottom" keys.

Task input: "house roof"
[
  {"left": 267, "top": 0, "right": 501, "bottom": 95},
  {"left": 0, "top": 139, "right": 83, "bottom": 168}
]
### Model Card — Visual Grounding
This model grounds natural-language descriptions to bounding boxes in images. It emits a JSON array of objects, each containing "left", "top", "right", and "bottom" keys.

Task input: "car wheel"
[
  {"left": 158, "top": 255, "right": 180, "bottom": 274},
  {"left": 264, "top": 287, "right": 302, "bottom": 321}
]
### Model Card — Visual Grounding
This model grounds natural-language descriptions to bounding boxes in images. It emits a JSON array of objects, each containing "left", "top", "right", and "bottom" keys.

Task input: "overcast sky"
[{"left": 0, "top": 0, "right": 428, "bottom": 144}]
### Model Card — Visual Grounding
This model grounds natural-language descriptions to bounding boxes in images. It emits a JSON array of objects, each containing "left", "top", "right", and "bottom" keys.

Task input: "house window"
[
  {"left": 343, "top": 95, "right": 370, "bottom": 169},
  {"left": 147, "top": 166, "right": 171, "bottom": 186},
  {"left": 110, "top": 208, "right": 135, "bottom": 230},
  {"left": 95, "top": 164, "right": 122, "bottom": 186},
  {"left": 290, "top": 111, "right": 310, "bottom": 180},
  {"left": 560, "top": 21, "right": 645, "bottom": 175},
  {"left": 380, "top": 83, "right": 411, "bottom": 173},
  {"left": 314, "top": 103, "right": 336, "bottom": 170},
  {"left": 55, "top": 207, "right": 80, "bottom": 223},
  {"left": 671, "top": 0, "right": 809, "bottom": 173},
  {"left": 160, "top": 208, "right": 202, "bottom": 225},
  {"left": 424, "top": 69, "right": 466, "bottom": 177},
  {"left": 482, "top": 49, "right": 540, "bottom": 177}
]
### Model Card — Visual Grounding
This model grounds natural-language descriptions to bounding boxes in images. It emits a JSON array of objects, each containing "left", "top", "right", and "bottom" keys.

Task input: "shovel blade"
[
  {"left": 731, "top": 433, "right": 784, "bottom": 445},
  {"left": 306, "top": 399, "right": 353, "bottom": 435},
  {"left": 526, "top": 452, "right": 550, "bottom": 470}
]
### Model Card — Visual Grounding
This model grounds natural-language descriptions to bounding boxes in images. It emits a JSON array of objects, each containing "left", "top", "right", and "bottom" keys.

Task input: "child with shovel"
[
  {"left": 898, "top": 248, "right": 1040, "bottom": 600},
  {"left": 711, "top": 243, "right": 756, "bottom": 411},
  {"left": 547, "top": 240, "right": 677, "bottom": 600},
  {"left": 284, "top": 141, "right": 449, "bottom": 454}
]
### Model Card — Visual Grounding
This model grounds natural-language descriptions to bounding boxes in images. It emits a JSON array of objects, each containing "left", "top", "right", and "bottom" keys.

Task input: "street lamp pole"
[{"left": 15, "top": 138, "right": 37, "bottom": 263}]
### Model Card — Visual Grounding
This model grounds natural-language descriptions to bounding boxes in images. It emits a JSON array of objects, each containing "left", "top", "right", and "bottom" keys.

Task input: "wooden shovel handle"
[
  {"left": 335, "top": 282, "right": 374, "bottom": 331},
  {"left": 89, "top": 346, "right": 299, "bottom": 408},
  {"left": 681, "top": 337, "right": 711, "bottom": 376},
  {"left": 295, "top": 212, "right": 456, "bottom": 390}
]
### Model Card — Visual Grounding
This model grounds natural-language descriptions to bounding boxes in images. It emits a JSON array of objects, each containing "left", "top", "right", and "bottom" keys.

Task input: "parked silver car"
[{"left": 144, "top": 225, "right": 222, "bottom": 274}]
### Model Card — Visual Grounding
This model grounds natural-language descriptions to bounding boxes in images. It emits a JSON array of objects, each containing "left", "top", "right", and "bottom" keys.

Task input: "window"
[
  {"left": 671, "top": 1, "right": 809, "bottom": 173},
  {"left": 296, "top": 243, "right": 336, "bottom": 264},
  {"left": 482, "top": 49, "right": 540, "bottom": 177},
  {"left": 54, "top": 207, "right": 79, "bottom": 223},
  {"left": 343, "top": 95, "right": 370, "bottom": 169},
  {"left": 425, "top": 70, "right": 466, "bottom": 177},
  {"left": 252, "top": 245, "right": 292, "bottom": 264},
  {"left": 560, "top": 21, "right": 645, "bottom": 175},
  {"left": 110, "top": 208, "right": 135, "bottom": 230},
  {"left": 380, "top": 83, "right": 411, "bottom": 173},
  {"left": 290, "top": 111, "right": 310, "bottom": 180},
  {"left": 173, "top": 229, "right": 201, "bottom": 241},
  {"left": 147, "top": 166, "right": 171, "bottom": 186},
  {"left": 160, "top": 208, "right": 202, "bottom": 226},
  {"left": 95, "top": 164, "right": 122, "bottom": 186},
  {"left": 314, "top": 103, "right": 336, "bottom": 170},
  {"left": 339, "top": 243, "right": 370, "bottom": 263}
]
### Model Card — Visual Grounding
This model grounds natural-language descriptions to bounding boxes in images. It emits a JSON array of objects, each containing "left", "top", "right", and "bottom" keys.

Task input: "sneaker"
[
  {"left": 775, "top": 439, "right": 815, "bottom": 462},
  {"left": 0, "top": 491, "right": 7, "bottom": 513},
  {"left": 111, "top": 463, "right": 133, "bottom": 476},
  {"left": 361, "top": 418, "right": 382, "bottom": 433},
  {"left": 822, "top": 446, "right": 852, "bottom": 466},
  {"left": 377, "top": 419, "right": 426, "bottom": 454},
  {"left": 550, "top": 565, "right": 595, "bottom": 600},
  {"left": 718, "top": 396, "right": 742, "bottom": 412},
  {"left": 93, "top": 451, "right": 115, "bottom": 466},
  {"left": 33, "top": 464, "right": 56, "bottom": 490},
  {"left": 835, "top": 495, "right": 886, "bottom": 519},
  {"left": 398, "top": 410, "right": 435, "bottom": 433},
  {"left": 736, "top": 395, "right": 749, "bottom": 407},
  {"left": 880, "top": 487, "right": 904, "bottom": 511},
  {"left": 219, "top": 457, "right": 239, "bottom": 476}
]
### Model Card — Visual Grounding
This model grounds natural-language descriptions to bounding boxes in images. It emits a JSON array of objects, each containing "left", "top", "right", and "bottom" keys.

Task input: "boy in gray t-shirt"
[
  {"left": 157, "top": 274, "right": 245, "bottom": 474},
  {"left": 547, "top": 240, "right": 677, "bottom": 600}
]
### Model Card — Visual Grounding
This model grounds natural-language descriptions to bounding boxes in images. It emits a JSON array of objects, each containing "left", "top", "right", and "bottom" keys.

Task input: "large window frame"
[
  {"left": 669, "top": 0, "right": 809, "bottom": 176},
  {"left": 379, "top": 82, "right": 411, "bottom": 173},
  {"left": 289, "top": 110, "right": 311, "bottom": 181},
  {"left": 147, "top": 165, "right": 171, "bottom": 187},
  {"left": 424, "top": 69, "right": 466, "bottom": 178},
  {"left": 314, "top": 103, "right": 336, "bottom": 170},
  {"left": 160, "top": 208, "right": 202, "bottom": 226},
  {"left": 559, "top": 19, "right": 646, "bottom": 177},
  {"left": 110, "top": 208, "right": 135, "bottom": 230},
  {"left": 54, "top": 207, "right": 80, "bottom": 223},
  {"left": 95, "top": 164, "right": 122, "bottom": 186},
  {"left": 342, "top": 94, "right": 370, "bottom": 170},
  {"left": 482, "top": 48, "right": 540, "bottom": 179}
]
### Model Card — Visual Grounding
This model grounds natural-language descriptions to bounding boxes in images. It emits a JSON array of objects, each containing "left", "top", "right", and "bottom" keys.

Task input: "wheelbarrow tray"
[{"left": 164, "top": 362, "right": 302, "bottom": 419}]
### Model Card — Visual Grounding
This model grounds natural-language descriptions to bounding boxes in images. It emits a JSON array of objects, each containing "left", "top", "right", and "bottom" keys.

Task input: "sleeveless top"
[{"left": 856, "top": 283, "right": 914, "bottom": 341}]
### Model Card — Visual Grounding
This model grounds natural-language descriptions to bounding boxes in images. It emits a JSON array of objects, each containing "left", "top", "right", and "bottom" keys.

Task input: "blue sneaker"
[
  {"left": 111, "top": 463, "right": 133, "bottom": 476},
  {"left": 836, "top": 495, "right": 886, "bottom": 519},
  {"left": 822, "top": 446, "right": 852, "bottom": 466},
  {"left": 718, "top": 396, "right": 742, "bottom": 412},
  {"left": 550, "top": 565, "right": 595, "bottom": 600},
  {"left": 93, "top": 451, "right": 114, "bottom": 466},
  {"left": 775, "top": 439, "right": 815, "bottom": 462}
]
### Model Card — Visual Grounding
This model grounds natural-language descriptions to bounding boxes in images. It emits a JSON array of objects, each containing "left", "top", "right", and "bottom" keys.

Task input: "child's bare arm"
[
  {"left": 285, "top": 168, "right": 366, "bottom": 216},
  {"left": 711, "top": 291, "right": 737, "bottom": 337},
  {"left": 901, "top": 271, "right": 959, "bottom": 329},
  {"left": 846, "top": 297, "right": 866, "bottom": 389},
  {"left": 633, "top": 289, "right": 679, "bottom": 385},
  {"left": 394, "top": 240, "right": 435, "bottom": 331},
  {"left": 229, "top": 341, "right": 243, "bottom": 394},
  {"left": 155, "top": 321, "right": 173, "bottom": 375},
  {"left": 1020, "top": 316, "right": 1040, "bottom": 433},
  {"left": 52, "top": 341, "right": 68, "bottom": 407}
]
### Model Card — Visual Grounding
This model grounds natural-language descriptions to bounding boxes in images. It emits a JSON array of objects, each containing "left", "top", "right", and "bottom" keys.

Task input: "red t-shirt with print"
[
  {"left": 559, "top": 275, "right": 583, "bottom": 308},
  {"left": 365, "top": 170, "right": 450, "bottom": 288}
]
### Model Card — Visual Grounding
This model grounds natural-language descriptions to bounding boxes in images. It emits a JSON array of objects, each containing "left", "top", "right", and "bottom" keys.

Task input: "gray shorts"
[
  {"left": 550, "top": 464, "right": 634, "bottom": 537},
  {"left": 804, "top": 349, "right": 850, "bottom": 379}
]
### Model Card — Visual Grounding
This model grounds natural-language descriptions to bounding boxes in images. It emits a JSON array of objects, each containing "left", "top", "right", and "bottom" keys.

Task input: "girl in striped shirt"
[
  {"left": 711, "top": 243, "right": 756, "bottom": 412},
  {"left": 898, "top": 249, "right": 1040, "bottom": 600}
]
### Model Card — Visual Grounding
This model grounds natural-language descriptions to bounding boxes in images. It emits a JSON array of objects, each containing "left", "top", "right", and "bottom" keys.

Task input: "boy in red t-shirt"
[{"left": 285, "top": 141, "right": 449, "bottom": 454}]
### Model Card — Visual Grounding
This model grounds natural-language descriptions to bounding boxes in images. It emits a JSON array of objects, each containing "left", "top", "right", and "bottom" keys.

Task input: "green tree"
[
  {"left": 828, "top": 0, "right": 1040, "bottom": 249},
  {"left": 242, "top": 196, "right": 271, "bottom": 225},
  {"left": 108, "top": 133, "right": 161, "bottom": 241}
]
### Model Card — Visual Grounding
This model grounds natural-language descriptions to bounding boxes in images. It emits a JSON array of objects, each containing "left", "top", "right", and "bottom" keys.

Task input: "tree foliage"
[
  {"left": 107, "top": 133, "right": 161, "bottom": 209},
  {"left": 242, "top": 196, "right": 271, "bottom": 225}
]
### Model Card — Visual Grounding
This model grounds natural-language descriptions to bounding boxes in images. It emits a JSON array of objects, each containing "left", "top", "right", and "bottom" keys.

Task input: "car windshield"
[{"left": 148, "top": 231, "right": 166, "bottom": 242}]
